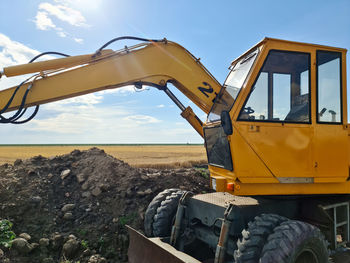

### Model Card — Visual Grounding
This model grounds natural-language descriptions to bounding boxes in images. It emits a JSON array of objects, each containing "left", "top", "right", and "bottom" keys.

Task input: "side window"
[
  {"left": 239, "top": 50, "right": 310, "bottom": 123},
  {"left": 317, "top": 51, "right": 342, "bottom": 123}
]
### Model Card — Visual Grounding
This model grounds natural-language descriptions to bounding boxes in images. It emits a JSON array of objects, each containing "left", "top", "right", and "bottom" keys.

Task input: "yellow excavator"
[{"left": 0, "top": 36, "right": 348, "bottom": 263}]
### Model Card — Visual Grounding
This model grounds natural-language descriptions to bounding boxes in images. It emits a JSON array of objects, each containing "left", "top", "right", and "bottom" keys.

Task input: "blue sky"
[{"left": 0, "top": 0, "right": 349, "bottom": 144}]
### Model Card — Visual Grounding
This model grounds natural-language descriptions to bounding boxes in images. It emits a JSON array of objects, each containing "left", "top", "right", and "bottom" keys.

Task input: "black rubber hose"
[
  {"left": 0, "top": 51, "right": 70, "bottom": 124},
  {"left": 95, "top": 36, "right": 163, "bottom": 54}
]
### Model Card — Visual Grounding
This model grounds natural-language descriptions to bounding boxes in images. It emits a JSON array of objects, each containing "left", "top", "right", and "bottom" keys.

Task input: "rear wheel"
[
  {"left": 144, "top": 189, "right": 183, "bottom": 237},
  {"left": 234, "top": 213, "right": 287, "bottom": 263},
  {"left": 260, "top": 220, "right": 329, "bottom": 263}
]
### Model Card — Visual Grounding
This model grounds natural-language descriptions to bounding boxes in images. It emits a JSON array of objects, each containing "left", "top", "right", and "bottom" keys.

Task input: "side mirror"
[{"left": 221, "top": 111, "right": 233, "bottom": 135}]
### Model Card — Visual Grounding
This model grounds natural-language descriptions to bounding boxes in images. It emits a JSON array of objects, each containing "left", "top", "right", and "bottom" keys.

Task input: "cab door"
[
  {"left": 313, "top": 50, "right": 348, "bottom": 181},
  {"left": 235, "top": 50, "right": 314, "bottom": 180}
]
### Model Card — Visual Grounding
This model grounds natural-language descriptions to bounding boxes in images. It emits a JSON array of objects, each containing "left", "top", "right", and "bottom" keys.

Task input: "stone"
[
  {"left": 144, "top": 188, "right": 153, "bottom": 195},
  {"left": 51, "top": 234, "right": 63, "bottom": 250},
  {"left": 60, "top": 169, "right": 71, "bottom": 180},
  {"left": 19, "top": 233, "right": 31, "bottom": 241},
  {"left": 63, "top": 212, "right": 73, "bottom": 220},
  {"left": 91, "top": 187, "right": 102, "bottom": 197},
  {"left": 82, "top": 191, "right": 91, "bottom": 198},
  {"left": 63, "top": 238, "right": 80, "bottom": 259},
  {"left": 27, "top": 169, "right": 37, "bottom": 176},
  {"left": 68, "top": 234, "right": 77, "bottom": 240},
  {"left": 14, "top": 159, "right": 22, "bottom": 166},
  {"left": 11, "top": 238, "right": 32, "bottom": 254},
  {"left": 88, "top": 254, "right": 107, "bottom": 263},
  {"left": 82, "top": 181, "right": 89, "bottom": 190},
  {"left": 140, "top": 175, "right": 149, "bottom": 180},
  {"left": 82, "top": 248, "right": 92, "bottom": 257},
  {"left": 39, "top": 238, "right": 50, "bottom": 247},
  {"left": 47, "top": 173, "right": 53, "bottom": 179},
  {"left": 61, "top": 204, "right": 75, "bottom": 212},
  {"left": 76, "top": 173, "right": 86, "bottom": 183},
  {"left": 0, "top": 248, "right": 3, "bottom": 257},
  {"left": 31, "top": 242, "right": 39, "bottom": 249}
]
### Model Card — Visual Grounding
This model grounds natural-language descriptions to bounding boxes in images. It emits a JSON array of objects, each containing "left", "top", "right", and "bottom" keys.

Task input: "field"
[{"left": 0, "top": 144, "right": 207, "bottom": 168}]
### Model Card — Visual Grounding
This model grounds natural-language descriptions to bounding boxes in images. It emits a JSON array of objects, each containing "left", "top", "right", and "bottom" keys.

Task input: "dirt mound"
[{"left": 0, "top": 147, "right": 211, "bottom": 263}]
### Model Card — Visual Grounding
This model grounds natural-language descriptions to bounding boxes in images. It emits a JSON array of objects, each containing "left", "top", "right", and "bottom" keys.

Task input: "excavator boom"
[{"left": 0, "top": 39, "right": 222, "bottom": 136}]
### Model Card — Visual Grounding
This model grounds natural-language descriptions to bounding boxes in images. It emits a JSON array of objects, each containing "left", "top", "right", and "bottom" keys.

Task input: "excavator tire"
[
  {"left": 144, "top": 189, "right": 182, "bottom": 237},
  {"left": 260, "top": 220, "right": 329, "bottom": 263},
  {"left": 152, "top": 189, "right": 184, "bottom": 237},
  {"left": 234, "top": 214, "right": 287, "bottom": 263}
]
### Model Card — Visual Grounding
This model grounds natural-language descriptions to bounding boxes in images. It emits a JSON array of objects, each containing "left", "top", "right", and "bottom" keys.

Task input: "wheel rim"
[{"left": 295, "top": 248, "right": 319, "bottom": 263}]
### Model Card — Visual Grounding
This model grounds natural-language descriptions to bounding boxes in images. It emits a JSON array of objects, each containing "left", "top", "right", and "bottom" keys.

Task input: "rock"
[
  {"left": 63, "top": 238, "right": 80, "bottom": 259},
  {"left": 31, "top": 242, "right": 39, "bottom": 249},
  {"left": 82, "top": 248, "right": 92, "bottom": 257},
  {"left": 51, "top": 234, "right": 63, "bottom": 250},
  {"left": 144, "top": 188, "right": 153, "bottom": 195},
  {"left": 88, "top": 254, "right": 107, "bottom": 263},
  {"left": 14, "top": 159, "right": 22, "bottom": 166},
  {"left": 82, "top": 181, "right": 89, "bottom": 190},
  {"left": 141, "top": 175, "right": 149, "bottom": 180},
  {"left": 68, "top": 234, "right": 77, "bottom": 240},
  {"left": 47, "top": 173, "right": 53, "bottom": 179},
  {"left": 136, "top": 191, "right": 145, "bottom": 197},
  {"left": 0, "top": 248, "right": 3, "bottom": 257},
  {"left": 27, "top": 169, "right": 37, "bottom": 176},
  {"left": 19, "top": 233, "right": 31, "bottom": 241},
  {"left": 91, "top": 187, "right": 102, "bottom": 197},
  {"left": 63, "top": 212, "right": 73, "bottom": 220},
  {"left": 39, "top": 238, "right": 50, "bottom": 247},
  {"left": 137, "top": 188, "right": 152, "bottom": 197},
  {"left": 62, "top": 204, "right": 75, "bottom": 212},
  {"left": 82, "top": 191, "right": 91, "bottom": 198},
  {"left": 60, "top": 169, "right": 71, "bottom": 180},
  {"left": 76, "top": 173, "right": 86, "bottom": 183},
  {"left": 11, "top": 238, "right": 32, "bottom": 254}
]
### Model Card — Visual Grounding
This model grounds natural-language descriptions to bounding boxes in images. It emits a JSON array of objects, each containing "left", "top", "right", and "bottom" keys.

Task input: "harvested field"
[{"left": 0, "top": 145, "right": 207, "bottom": 168}]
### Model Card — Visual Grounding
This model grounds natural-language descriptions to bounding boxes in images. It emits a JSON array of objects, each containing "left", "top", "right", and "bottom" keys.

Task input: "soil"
[
  {"left": 0, "top": 147, "right": 211, "bottom": 263},
  {"left": 0, "top": 147, "right": 348, "bottom": 263}
]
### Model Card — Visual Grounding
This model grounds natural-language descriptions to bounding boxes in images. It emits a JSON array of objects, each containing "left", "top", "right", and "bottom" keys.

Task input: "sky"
[{"left": 0, "top": 0, "right": 349, "bottom": 144}]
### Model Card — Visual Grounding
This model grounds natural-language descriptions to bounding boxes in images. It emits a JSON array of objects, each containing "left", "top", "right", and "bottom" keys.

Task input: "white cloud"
[
  {"left": 123, "top": 115, "right": 161, "bottom": 124},
  {"left": 156, "top": 104, "right": 165, "bottom": 108},
  {"left": 38, "top": 2, "right": 88, "bottom": 27},
  {"left": 0, "top": 33, "right": 41, "bottom": 91},
  {"left": 33, "top": 2, "right": 87, "bottom": 43},
  {"left": 74, "top": 38, "right": 83, "bottom": 44},
  {"left": 34, "top": 11, "right": 56, "bottom": 30},
  {"left": 57, "top": 31, "right": 67, "bottom": 38}
]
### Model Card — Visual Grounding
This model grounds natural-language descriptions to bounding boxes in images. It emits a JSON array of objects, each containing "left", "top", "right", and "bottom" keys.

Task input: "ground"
[
  {"left": 0, "top": 147, "right": 348, "bottom": 263},
  {"left": 0, "top": 147, "right": 211, "bottom": 262}
]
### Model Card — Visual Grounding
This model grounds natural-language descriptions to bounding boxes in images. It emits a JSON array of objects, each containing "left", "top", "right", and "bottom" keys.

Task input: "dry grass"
[{"left": 0, "top": 145, "right": 207, "bottom": 168}]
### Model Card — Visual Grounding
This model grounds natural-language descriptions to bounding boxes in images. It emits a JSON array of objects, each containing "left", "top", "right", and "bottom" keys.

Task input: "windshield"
[{"left": 207, "top": 48, "right": 259, "bottom": 122}]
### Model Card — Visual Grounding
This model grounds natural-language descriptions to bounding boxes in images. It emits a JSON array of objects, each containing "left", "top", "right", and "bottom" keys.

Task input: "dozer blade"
[{"left": 127, "top": 225, "right": 201, "bottom": 263}]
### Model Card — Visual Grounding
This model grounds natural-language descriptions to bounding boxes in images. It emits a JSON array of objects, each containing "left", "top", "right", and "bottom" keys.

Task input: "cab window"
[
  {"left": 317, "top": 51, "right": 342, "bottom": 123},
  {"left": 238, "top": 50, "right": 310, "bottom": 123}
]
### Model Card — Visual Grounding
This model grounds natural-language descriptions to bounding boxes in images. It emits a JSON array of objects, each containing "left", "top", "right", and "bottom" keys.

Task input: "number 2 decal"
[
  {"left": 198, "top": 82, "right": 218, "bottom": 103},
  {"left": 198, "top": 82, "right": 213, "bottom": 98}
]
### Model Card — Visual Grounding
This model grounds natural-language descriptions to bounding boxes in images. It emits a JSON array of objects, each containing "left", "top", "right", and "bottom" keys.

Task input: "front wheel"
[
  {"left": 260, "top": 220, "right": 329, "bottom": 263},
  {"left": 144, "top": 189, "right": 184, "bottom": 237}
]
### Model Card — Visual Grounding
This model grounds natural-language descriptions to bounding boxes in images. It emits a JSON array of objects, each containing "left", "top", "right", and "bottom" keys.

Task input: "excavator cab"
[{"left": 205, "top": 38, "right": 348, "bottom": 196}]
